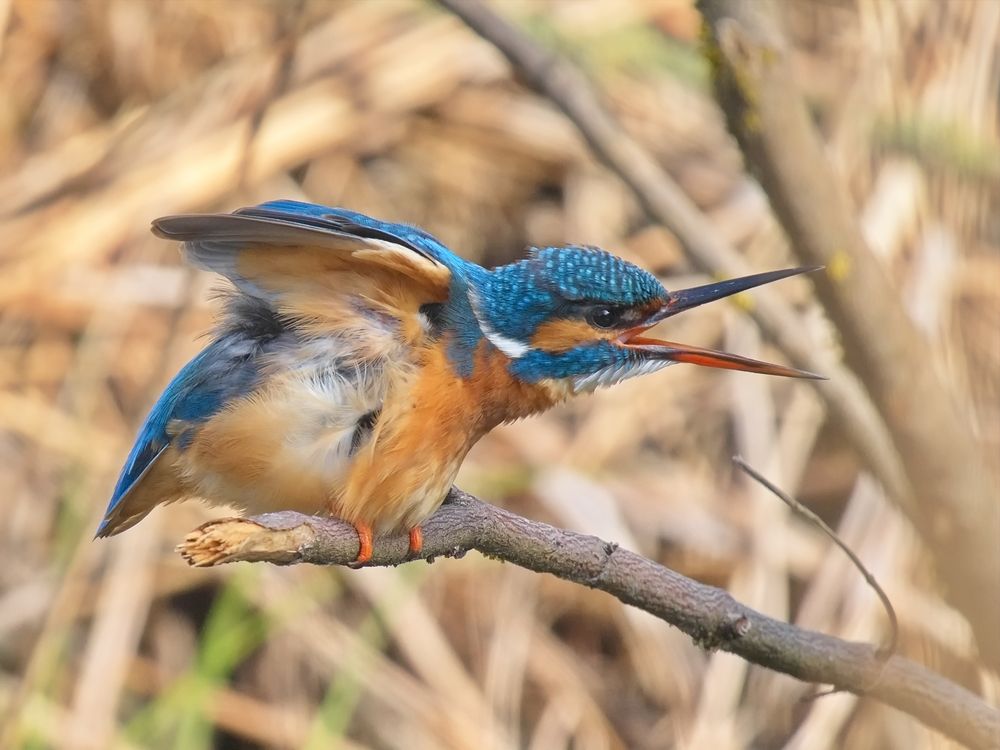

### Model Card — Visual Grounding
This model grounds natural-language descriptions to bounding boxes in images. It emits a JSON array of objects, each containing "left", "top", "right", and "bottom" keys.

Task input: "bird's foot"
[
  {"left": 407, "top": 526, "right": 423, "bottom": 559},
  {"left": 347, "top": 522, "right": 373, "bottom": 568}
]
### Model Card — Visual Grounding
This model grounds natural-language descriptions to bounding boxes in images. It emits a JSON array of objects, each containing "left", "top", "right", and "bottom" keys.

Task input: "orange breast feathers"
[
  {"left": 172, "top": 318, "right": 562, "bottom": 536},
  {"left": 335, "top": 338, "right": 563, "bottom": 533}
]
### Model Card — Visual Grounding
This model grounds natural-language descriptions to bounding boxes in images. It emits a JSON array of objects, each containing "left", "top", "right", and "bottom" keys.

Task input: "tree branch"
[
  {"left": 434, "top": 0, "right": 998, "bottom": 672},
  {"left": 179, "top": 489, "right": 1000, "bottom": 750}
]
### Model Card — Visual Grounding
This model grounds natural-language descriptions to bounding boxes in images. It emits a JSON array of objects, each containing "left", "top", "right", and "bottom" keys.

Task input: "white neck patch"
[{"left": 467, "top": 289, "right": 530, "bottom": 359}]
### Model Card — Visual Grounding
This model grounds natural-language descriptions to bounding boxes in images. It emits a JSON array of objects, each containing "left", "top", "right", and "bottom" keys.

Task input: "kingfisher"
[{"left": 96, "top": 200, "right": 821, "bottom": 563}]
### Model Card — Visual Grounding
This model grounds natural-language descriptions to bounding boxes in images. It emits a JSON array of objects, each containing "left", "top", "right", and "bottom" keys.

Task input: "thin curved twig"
[
  {"left": 733, "top": 455, "right": 898, "bottom": 660},
  {"left": 177, "top": 489, "right": 1000, "bottom": 750}
]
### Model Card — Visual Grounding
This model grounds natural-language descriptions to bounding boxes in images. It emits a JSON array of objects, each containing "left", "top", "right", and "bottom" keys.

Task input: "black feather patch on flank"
[
  {"left": 350, "top": 408, "right": 381, "bottom": 455},
  {"left": 219, "top": 292, "right": 285, "bottom": 341}
]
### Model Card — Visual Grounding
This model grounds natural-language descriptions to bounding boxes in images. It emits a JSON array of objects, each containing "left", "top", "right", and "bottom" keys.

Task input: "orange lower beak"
[
  {"left": 620, "top": 334, "right": 825, "bottom": 379},
  {"left": 618, "top": 267, "right": 827, "bottom": 380}
]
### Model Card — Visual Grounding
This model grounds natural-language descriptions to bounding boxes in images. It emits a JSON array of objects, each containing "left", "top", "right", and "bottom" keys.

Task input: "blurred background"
[{"left": 0, "top": 0, "right": 997, "bottom": 748}]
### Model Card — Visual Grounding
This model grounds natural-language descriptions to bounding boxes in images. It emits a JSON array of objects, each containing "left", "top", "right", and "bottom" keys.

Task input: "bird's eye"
[{"left": 587, "top": 306, "right": 623, "bottom": 329}]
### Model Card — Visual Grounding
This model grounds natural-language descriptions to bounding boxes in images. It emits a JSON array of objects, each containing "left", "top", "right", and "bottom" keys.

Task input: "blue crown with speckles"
[
  {"left": 478, "top": 246, "right": 666, "bottom": 341},
  {"left": 528, "top": 246, "right": 663, "bottom": 303}
]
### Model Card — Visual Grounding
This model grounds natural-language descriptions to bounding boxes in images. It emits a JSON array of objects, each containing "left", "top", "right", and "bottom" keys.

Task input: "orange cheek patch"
[{"left": 530, "top": 318, "right": 615, "bottom": 352}]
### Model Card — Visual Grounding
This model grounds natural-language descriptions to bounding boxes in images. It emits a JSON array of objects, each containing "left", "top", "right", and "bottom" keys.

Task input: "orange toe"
[
  {"left": 408, "top": 526, "right": 423, "bottom": 558},
  {"left": 351, "top": 522, "right": 373, "bottom": 567}
]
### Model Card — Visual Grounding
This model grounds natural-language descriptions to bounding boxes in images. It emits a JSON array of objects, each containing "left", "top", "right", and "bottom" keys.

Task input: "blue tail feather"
[{"left": 96, "top": 337, "right": 262, "bottom": 536}]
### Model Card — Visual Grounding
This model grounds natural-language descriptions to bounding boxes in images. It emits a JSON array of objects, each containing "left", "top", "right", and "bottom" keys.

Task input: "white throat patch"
[
  {"left": 467, "top": 289, "right": 530, "bottom": 359},
  {"left": 571, "top": 358, "right": 674, "bottom": 393}
]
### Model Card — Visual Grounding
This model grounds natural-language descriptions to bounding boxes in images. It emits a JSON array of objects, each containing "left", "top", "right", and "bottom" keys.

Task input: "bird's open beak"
[{"left": 618, "top": 267, "right": 826, "bottom": 379}]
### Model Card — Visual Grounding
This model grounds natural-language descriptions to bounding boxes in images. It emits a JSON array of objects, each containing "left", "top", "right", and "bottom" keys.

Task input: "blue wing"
[
  {"left": 151, "top": 200, "right": 465, "bottom": 303},
  {"left": 96, "top": 338, "right": 260, "bottom": 537},
  {"left": 239, "top": 200, "right": 460, "bottom": 266}
]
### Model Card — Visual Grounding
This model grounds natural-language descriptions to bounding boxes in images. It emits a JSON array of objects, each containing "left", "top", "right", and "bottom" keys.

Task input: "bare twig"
[
  {"left": 177, "top": 489, "right": 1000, "bottom": 750},
  {"left": 698, "top": 0, "right": 999, "bottom": 667},
  {"left": 733, "top": 455, "right": 898, "bottom": 660}
]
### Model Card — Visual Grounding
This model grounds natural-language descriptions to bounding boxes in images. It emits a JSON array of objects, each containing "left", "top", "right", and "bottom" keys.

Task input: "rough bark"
[{"left": 178, "top": 490, "right": 1000, "bottom": 750}]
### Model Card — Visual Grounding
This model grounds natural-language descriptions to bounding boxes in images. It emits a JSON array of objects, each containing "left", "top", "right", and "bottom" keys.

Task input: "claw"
[
  {"left": 347, "top": 522, "right": 373, "bottom": 568},
  {"left": 408, "top": 526, "right": 423, "bottom": 558}
]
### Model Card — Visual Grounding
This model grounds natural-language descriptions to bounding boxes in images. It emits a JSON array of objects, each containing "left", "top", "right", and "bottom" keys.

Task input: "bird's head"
[{"left": 469, "top": 246, "right": 822, "bottom": 393}]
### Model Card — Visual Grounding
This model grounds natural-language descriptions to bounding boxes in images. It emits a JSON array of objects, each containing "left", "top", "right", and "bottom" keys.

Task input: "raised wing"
[
  {"left": 100, "top": 203, "right": 463, "bottom": 537},
  {"left": 153, "top": 200, "right": 458, "bottom": 304}
]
